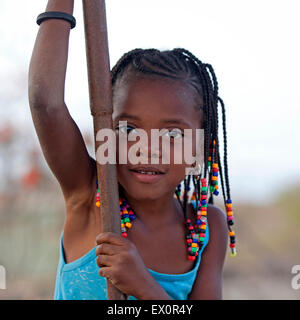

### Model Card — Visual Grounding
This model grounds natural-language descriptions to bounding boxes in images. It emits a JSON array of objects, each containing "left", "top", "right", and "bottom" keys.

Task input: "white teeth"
[{"left": 137, "top": 170, "right": 159, "bottom": 175}]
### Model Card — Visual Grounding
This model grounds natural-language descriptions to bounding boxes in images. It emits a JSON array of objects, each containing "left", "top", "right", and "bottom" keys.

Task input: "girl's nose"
[{"left": 136, "top": 142, "right": 161, "bottom": 164}]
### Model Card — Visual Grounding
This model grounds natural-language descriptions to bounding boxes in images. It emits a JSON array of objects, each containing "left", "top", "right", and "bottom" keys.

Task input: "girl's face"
[{"left": 112, "top": 75, "right": 203, "bottom": 201}]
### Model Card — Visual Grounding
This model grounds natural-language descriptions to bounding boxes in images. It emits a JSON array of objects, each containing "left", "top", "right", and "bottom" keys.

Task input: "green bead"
[
  {"left": 120, "top": 219, "right": 124, "bottom": 224},
  {"left": 208, "top": 161, "right": 211, "bottom": 167},
  {"left": 199, "top": 237, "right": 205, "bottom": 242},
  {"left": 191, "top": 247, "right": 197, "bottom": 253},
  {"left": 124, "top": 217, "right": 130, "bottom": 222},
  {"left": 210, "top": 186, "right": 215, "bottom": 193},
  {"left": 201, "top": 187, "right": 207, "bottom": 191}
]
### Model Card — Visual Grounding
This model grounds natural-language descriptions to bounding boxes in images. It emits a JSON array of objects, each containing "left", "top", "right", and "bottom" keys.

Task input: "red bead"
[
  {"left": 199, "top": 233, "right": 205, "bottom": 238},
  {"left": 122, "top": 232, "right": 127, "bottom": 238},
  {"left": 230, "top": 243, "right": 235, "bottom": 248},
  {"left": 188, "top": 255, "right": 196, "bottom": 261},
  {"left": 200, "top": 195, "right": 207, "bottom": 200},
  {"left": 187, "top": 239, "right": 193, "bottom": 244},
  {"left": 186, "top": 219, "right": 191, "bottom": 223}
]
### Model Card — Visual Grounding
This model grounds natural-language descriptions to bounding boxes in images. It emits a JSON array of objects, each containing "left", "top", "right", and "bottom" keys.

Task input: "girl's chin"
[{"left": 119, "top": 182, "right": 172, "bottom": 201}]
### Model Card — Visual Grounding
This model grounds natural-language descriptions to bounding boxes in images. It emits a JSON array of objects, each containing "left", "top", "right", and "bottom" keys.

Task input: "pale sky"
[{"left": 0, "top": 0, "right": 300, "bottom": 204}]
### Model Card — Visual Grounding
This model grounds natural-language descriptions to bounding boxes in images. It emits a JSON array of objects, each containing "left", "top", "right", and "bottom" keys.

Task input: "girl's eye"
[
  {"left": 164, "top": 128, "right": 184, "bottom": 139},
  {"left": 116, "top": 125, "right": 137, "bottom": 135}
]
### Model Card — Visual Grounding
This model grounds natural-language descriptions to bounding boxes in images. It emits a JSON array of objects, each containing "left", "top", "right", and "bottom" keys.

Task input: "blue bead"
[
  {"left": 213, "top": 190, "right": 219, "bottom": 196},
  {"left": 226, "top": 199, "right": 232, "bottom": 203},
  {"left": 200, "top": 200, "right": 206, "bottom": 205},
  {"left": 130, "top": 215, "right": 136, "bottom": 220},
  {"left": 192, "top": 239, "right": 198, "bottom": 243},
  {"left": 123, "top": 214, "right": 129, "bottom": 218},
  {"left": 212, "top": 172, "right": 218, "bottom": 176},
  {"left": 196, "top": 220, "right": 201, "bottom": 225}
]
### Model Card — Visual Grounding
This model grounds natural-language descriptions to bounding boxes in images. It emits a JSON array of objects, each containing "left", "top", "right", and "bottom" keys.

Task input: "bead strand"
[
  {"left": 209, "top": 140, "right": 219, "bottom": 197},
  {"left": 226, "top": 199, "right": 236, "bottom": 256}
]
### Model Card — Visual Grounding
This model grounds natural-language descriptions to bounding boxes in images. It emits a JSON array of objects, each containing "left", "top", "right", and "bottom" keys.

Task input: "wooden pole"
[{"left": 82, "top": 0, "right": 127, "bottom": 300}]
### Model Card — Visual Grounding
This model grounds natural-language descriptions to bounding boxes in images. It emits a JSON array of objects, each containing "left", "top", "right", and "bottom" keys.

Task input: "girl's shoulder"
[
  {"left": 206, "top": 204, "right": 227, "bottom": 233},
  {"left": 205, "top": 204, "right": 228, "bottom": 251}
]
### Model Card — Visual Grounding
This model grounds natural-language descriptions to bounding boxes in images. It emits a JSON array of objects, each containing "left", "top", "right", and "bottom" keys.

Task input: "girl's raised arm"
[{"left": 28, "top": 0, "right": 95, "bottom": 203}]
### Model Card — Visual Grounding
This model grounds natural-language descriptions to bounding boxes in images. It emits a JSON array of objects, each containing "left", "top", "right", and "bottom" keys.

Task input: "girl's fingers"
[
  {"left": 96, "top": 254, "right": 114, "bottom": 268},
  {"left": 98, "top": 266, "right": 113, "bottom": 281},
  {"left": 96, "top": 232, "right": 127, "bottom": 246},
  {"left": 95, "top": 243, "right": 121, "bottom": 256}
]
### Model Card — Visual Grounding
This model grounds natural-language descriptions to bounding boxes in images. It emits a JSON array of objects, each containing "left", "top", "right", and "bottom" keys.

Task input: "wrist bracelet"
[{"left": 37, "top": 11, "right": 76, "bottom": 29}]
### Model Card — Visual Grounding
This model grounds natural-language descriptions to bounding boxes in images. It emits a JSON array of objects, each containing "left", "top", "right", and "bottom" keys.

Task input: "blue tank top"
[{"left": 54, "top": 202, "right": 209, "bottom": 300}]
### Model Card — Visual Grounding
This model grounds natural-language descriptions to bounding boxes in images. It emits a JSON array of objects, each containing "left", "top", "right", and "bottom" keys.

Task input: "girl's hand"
[{"left": 95, "top": 232, "right": 156, "bottom": 298}]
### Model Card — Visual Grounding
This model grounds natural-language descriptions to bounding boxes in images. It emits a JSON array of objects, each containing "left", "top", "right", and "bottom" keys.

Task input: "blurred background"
[{"left": 0, "top": 0, "right": 299, "bottom": 299}]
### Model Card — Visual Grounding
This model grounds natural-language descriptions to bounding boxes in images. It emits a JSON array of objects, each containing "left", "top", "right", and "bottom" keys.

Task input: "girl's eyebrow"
[
  {"left": 115, "top": 113, "right": 140, "bottom": 122},
  {"left": 161, "top": 119, "right": 191, "bottom": 127},
  {"left": 115, "top": 113, "right": 191, "bottom": 127}
]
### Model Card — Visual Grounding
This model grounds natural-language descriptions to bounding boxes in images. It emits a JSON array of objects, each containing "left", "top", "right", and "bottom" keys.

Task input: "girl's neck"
[{"left": 123, "top": 191, "right": 184, "bottom": 230}]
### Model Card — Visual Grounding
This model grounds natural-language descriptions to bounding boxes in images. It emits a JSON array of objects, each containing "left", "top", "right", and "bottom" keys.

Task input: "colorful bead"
[{"left": 230, "top": 247, "right": 237, "bottom": 257}]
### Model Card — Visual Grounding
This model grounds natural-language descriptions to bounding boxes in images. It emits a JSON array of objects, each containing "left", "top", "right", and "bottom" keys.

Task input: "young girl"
[{"left": 28, "top": 0, "right": 236, "bottom": 300}]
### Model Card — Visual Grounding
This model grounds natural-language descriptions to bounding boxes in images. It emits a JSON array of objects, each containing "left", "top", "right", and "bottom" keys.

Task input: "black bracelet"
[{"left": 37, "top": 11, "right": 76, "bottom": 29}]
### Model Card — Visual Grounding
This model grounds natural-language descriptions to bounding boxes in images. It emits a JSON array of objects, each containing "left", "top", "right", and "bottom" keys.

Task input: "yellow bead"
[
  {"left": 200, "top": 225, "right": 206, "bottom": 229},
  {"left": 227, "top": 211, "right": 233, "bottom": 216},
  {"left": 123, "top": 210, "right": 128, "bottom": 214},
  {"left": 226, "top": 203, "right": 232, "bottom": 208},
  {"left": 229, "top": 231, "right": 235, "bottom": 236},
  {"left": 191, "top": 243, "right": 198, "bottom": 248},
  {"left": 211, "top": 176, "right": 218, "bottom": 181},
  {"left": 215, "top": 185, "right": 219, "bottom": 190},
  {"left": 96, "top": 201, "right": 100, "bottom": 207},
  {"left": 212, "top": 163, "right": 218, "bottom": 168},
  {"left": 125, "top": 222, "right": 132, "bottom": 228},
  {"left": 230, "top": 249, "right": 237, "bottom": 257}
]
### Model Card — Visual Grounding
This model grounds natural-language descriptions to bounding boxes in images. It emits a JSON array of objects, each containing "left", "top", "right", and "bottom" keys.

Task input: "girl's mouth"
[{"left": 128, "top": 167, "right": 165, "bottom": 183}]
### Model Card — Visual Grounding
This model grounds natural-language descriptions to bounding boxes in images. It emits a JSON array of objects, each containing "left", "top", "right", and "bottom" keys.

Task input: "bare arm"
[
  {"left": 28, "top": 0, "right": 95, "bottom": 204},
  {"left": 188, "top": 204, "right": 228, "bottom": 299}
]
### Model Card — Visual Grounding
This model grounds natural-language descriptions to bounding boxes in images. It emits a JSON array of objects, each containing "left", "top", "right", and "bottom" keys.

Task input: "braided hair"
[{"left": 111, "top": 48, "right": 235, "bottom": 255}]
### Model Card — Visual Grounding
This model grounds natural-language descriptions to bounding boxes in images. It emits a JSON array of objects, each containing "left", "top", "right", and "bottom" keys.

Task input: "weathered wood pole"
[{"left": 82, "top": 0, "right": 127, "bottom": 300}]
